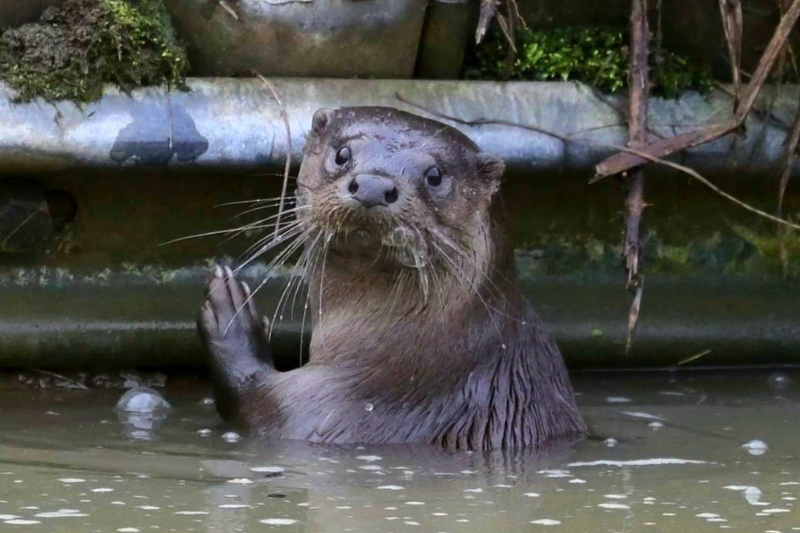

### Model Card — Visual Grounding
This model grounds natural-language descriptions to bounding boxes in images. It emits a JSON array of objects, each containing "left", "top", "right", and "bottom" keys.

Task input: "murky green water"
[{"left": 0, "top": 370, "right": 798, "bottom": 532}]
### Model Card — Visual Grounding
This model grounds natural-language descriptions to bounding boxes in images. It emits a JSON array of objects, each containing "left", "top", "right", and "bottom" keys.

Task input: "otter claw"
[{"left": 214, "top": 265, "right": 224, "bottom": 278}]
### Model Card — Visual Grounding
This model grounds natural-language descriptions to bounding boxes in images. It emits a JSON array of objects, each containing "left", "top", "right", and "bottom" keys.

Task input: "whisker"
[
  {"left": 217, "top": 213, "right": 302, "bottom": 247},
  {"left": 273, "top": 232, "right": 319, "bottom": 325},
  {"left": 237, "top": 220, "right": 304, "bottom": 265},
  {"left": 431, "top": 240, "right": 507, "bottom": 349},
  {"left": 229, "top": 230, "right": 314, "bottom": 340},
  {"left": 214, "top": 196, "right": 297, "bottom": 208},
  {"left": 222, "top": 232, "right": 311, "bottom": 337},
  {"left": 236, "top": 224, "right": 307, "bottom": 278},
  {"left": 233, "top": 203, "right": 304, "bottom": 219},
  {"left": 430, "top": 227, "right": 512, "bottom": 310},
  {"left": 160, "top": 226, "right": 277, "bottom": 246},
  {"left": 269, "top": 229, "right": 321, "bottom": 339}
]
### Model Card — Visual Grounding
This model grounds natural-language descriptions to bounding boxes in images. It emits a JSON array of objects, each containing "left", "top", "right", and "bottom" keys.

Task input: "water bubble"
[
  {"left": 115, "top": 387, "right": 171, "bottom": 440},
  {"left": 197, "top": 428, "right": 212, "bottom": 437},
  {"left": 250, "top": 466, "right": 285, "bottom": 477},
  {"left": 768, "top": 372, "right": 791, "bottom": 391},
  {"left": 648, "top": 421, "right": 664, "bottom": 429},
  {"left": 745, "top": 486, "right": 763, "bottom": 505},
  {"left": 115, "top": 387, "right": 171, "bottom": 413},
  {"left": 742, "top": 439, "right": 768, "bottom": 455},
  {"left": 199, "top": 397, "right": 215, "bottom": 407},
  {"left": 604, "top": 438, "right": 619, "bottom": 447},
  {"left": 222, "top": 431, "right": 242, "bottom": 443},
  {"left": 365, "top": 402, "right": 374, "bottom": 412}
]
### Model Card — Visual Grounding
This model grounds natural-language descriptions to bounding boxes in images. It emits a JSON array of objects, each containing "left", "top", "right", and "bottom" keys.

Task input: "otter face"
[{"left": 296, "top": 107, "right": 504, "bottom": 268}]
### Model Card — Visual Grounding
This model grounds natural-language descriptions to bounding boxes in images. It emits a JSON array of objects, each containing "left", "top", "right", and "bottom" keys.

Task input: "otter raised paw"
[
  {"left": 198, "top": 107, "right": 587, "bottom": 450},
  {"left": 198, "top": 265, "right": 274, "bottom": 426}
]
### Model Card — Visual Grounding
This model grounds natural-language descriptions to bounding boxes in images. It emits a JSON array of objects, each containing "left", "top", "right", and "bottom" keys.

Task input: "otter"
[{"left": 198, "top": 107, "right": 587, "bottom": 450}]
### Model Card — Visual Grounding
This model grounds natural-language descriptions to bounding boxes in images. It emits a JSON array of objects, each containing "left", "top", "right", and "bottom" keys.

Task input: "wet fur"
[{"left": 198, "top": 107, "right": 587, "bottom": 450}]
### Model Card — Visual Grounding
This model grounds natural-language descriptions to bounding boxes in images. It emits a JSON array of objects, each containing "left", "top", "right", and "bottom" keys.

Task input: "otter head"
[{"left": 296, "top": 107, "right": 505, "bottom": 279}]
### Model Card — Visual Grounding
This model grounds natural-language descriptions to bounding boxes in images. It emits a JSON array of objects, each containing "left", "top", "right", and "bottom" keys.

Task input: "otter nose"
[{"left": 347, "top": 175, "right": 399, "bottom": 208}]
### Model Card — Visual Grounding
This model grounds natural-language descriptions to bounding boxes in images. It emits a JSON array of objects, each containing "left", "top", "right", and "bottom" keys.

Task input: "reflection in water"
[{"left": 0, "top": 369, "right": 798, "bottom": 532}]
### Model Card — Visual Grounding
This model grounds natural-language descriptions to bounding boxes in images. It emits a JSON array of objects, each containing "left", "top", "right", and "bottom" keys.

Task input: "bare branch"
[
  {"left": 622, "top": 0, "right": 650, "bottom": 353},
  {"left": 476, "top": 0, "right": 500, "bottom": 44},
  {"left": 594, "top": 0, "right": 800, "bottom": 180},
  {"left": 718, "top": 0, "right": 743, "bottom": 104}
]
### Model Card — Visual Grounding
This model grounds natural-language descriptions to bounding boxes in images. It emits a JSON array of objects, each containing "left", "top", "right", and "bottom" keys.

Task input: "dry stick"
[
  {"left": 476, "top": 0, "right": 500, "bottom": 44},
  {"left": 779, "top": 97, "right": 800, "bottom": 212},
  {"left": 218, "top": 0, "right": 239, "bottom": 20},
  {"left": 776, "top": 0, "right": 794, "bottom": 81},
  {"left": 253, "top": 72, "right": 292, "bottom": 238},
  {"left": 624, "top": 0, "right": 649, "bottom": 354},
  {"left": 776, "top": 92, "right": 800, "bottom": 277},
  {"left": 395, "top": 93, "right": 800, "bottom": 232},
  {"left": 594, "top": 0, "right": 800, "bottom": 181},
  {"left": 718, "top": 0, "right": 743, "bottom": 105}
]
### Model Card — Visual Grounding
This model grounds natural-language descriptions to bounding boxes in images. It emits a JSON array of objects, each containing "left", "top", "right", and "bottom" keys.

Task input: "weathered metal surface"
[
  {"left": 416, "top": 0, "right": 477, "bottom": 79},
  {"left": 1, "top": 274, "right": 798, "bottom": 370},
  {"left": 0, "top": 179, "right": 54, "bottom": 253},
  {"left": 161, "top": 0, "right": 428, "bottom": 78},
  {"left": 0, "top": 168, "right": 796, "bottom": 370},
  {"left": 1, "top": 79, "right": 799, "bottom": 175}
]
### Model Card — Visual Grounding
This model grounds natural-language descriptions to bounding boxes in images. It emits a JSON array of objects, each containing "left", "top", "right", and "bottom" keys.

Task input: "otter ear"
[
  {"left": 311, "top": 108, "right": 335, "bottom": 136},
  {"left": 476, "top": 153, "right": 505, "bottom": 186}
]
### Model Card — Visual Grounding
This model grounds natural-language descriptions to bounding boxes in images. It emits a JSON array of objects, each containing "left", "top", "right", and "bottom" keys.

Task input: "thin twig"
[
  {"left": 626, "top": 284, "right": 643, "bottom": 354},
  {"left": 253, "top": 72, "right": 292, "bottom": 239},
  {"left": 594, "top": 0, "right": 800, "bottom": 180},
  {"left": 718, "top": 0, "right": 743, "bottom": 105},
  {"left": 678, "top": 349, "right": 712, "bottom": 366},
  {"left": 218, "top": 0, "right": 239, "bottom": 20},
  {"left": 30, "top": 369, "right": 89, "bottom": 390},
  {"left": 778, "top": 94, "right": 800, "bottom": 213},
  {"left": 777, "top": 89, "right": 800, "bottom": 277},
  {"left": 476, "top": 0, "right": 500, "bottom": 44},
  {"left": 395, "top": 93, "right": 800, "bottom": 232}
]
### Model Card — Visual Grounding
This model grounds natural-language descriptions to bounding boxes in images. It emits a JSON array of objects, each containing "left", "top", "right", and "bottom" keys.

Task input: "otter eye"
[
  {"left": 335, "top": 146, "right": 351, "bottom": 166},
  {"left": 424, "top": 166, "right": 442, "bottom": 187}
]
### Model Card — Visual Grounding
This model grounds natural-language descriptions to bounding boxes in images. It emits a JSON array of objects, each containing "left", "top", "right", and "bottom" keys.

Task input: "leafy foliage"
[
  {"left": 0, "top": 0, "right": 188, "bottom": 102},
  {"left": 464, "top": 25, "right": 712, "bottom": 97}
]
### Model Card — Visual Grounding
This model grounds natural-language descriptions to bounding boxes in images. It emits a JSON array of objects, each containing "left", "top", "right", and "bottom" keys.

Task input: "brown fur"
[{"left": 198, "top": 107, "right": 587, "bottom": 450}]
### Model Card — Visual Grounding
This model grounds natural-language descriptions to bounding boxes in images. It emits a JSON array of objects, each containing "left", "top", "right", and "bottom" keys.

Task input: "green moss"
[
  {"left": 463, "top": 25, "right": 712, "bottom": 97},
  {"left": 729, "top": 223, "right": 800, "bottom": 277},
  {"left": 0, "top": 0, "right": 188, "bottom": 103},
  {"left": 656, "top": 244, "right": 691, "bottom": 266}
]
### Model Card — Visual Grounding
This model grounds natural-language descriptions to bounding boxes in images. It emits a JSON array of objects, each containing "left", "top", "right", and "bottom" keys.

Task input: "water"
[{"left": 0, "top": 370, "right": 798, "bottom": 532}]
